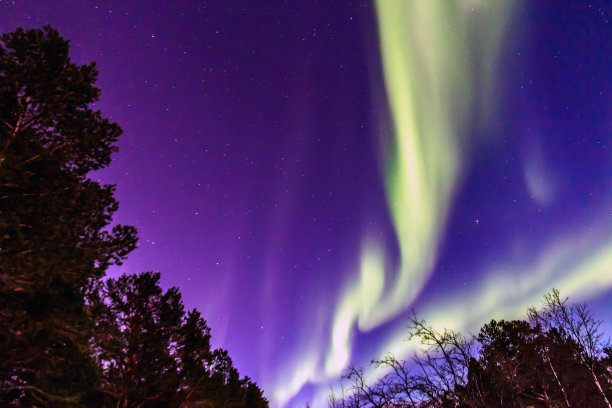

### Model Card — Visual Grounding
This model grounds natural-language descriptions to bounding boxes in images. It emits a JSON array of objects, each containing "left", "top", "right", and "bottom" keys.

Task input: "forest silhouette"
[{"left": 329, "top": 289, "right": 612, "bottom": 408}]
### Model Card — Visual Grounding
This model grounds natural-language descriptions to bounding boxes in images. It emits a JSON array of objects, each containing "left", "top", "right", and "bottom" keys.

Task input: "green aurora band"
[
  {"left": 271, "top": 2, "right": 612, "bottom": 406},
  {"left": 325, "top": 0, "right": 512, "bottom": 376}
]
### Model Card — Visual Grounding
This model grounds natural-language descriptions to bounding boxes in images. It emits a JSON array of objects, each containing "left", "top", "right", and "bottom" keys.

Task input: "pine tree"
[
  {"left": 90, "top": 272, "right": 268, "bottom": 408},
  {"left": 0, "top": 26, "right": 137, "bottom": 404}
]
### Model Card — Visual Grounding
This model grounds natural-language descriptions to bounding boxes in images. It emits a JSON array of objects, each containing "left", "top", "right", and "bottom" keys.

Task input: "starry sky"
[{"left": 2, "top": 1, "right": 611, "bottom": 407}]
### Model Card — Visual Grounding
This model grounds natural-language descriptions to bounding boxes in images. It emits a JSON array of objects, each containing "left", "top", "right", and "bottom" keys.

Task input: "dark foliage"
[
  {"left": 0, "top": 26, "right": 268, "bottom": 407},
  {"left": 90, "top": 272, "right": 268, "bottom": 408},
  {"left": 0, "top": 26, "right": 137, "bottom": 404},
  {"left": 330, "top": 291, "right": 612, "bottom": 408}
]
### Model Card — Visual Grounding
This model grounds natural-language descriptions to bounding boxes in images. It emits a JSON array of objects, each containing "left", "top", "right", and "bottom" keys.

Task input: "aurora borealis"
[
  {"left": 325, "top": 0, "right": 511, "bottom": 379},
  {"left": 2, "top": 1, "right": 611, "bottom": 407}
]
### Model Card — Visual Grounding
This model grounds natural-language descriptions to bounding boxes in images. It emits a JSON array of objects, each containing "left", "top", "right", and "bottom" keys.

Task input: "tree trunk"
[
  {"left": 589, "top": 367, "right": 612, "bottom": 408},
  {"left": 545, "top": 354, "right": 570, "bottom": 408}
]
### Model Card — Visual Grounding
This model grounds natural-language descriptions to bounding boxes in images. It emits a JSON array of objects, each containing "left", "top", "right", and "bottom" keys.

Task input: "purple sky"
[{"left": 2, "top": 2, "right": 611, "bottom": 407}]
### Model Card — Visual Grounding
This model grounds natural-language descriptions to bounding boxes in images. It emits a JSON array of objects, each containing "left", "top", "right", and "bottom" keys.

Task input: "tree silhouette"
[
  {"left": 90, "top": 272, "right": 268, "bottom": 408},
  {"left": 0, "top": 26, "right": 137, "bottom": 404},
  {"left": 0, "top": 26, "right": 269, "bottom": 406},
  {"left": 528, "top": 289, "right": 612, "bottom": 408},
  {"left": 477, "top": 320, "right": 564, "bottom": 407},
  {"left": 330, "top": 291, "right": 612, "bottom": 408},
  {"left": 0, "top": 25, "right": 268, "bottom": 406}
]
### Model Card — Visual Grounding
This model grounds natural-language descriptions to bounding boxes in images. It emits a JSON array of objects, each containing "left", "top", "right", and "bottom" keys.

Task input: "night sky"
[{"left": 2, "top": 1, "right": 611, "bottom": 407}]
